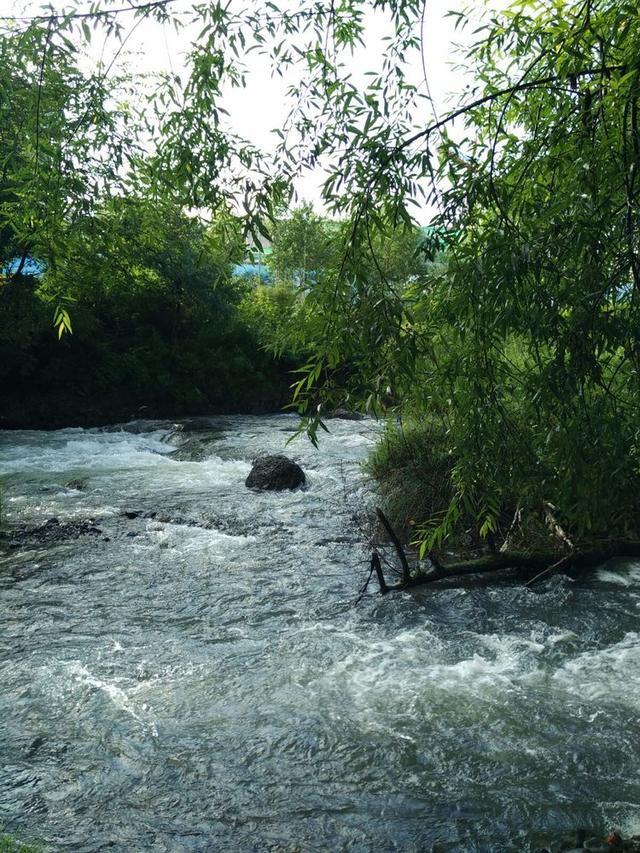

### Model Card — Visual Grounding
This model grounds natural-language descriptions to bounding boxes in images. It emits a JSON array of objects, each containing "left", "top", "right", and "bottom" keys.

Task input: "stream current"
[{"left": 1, "top": 414, "right": 639, "bottom": 852}]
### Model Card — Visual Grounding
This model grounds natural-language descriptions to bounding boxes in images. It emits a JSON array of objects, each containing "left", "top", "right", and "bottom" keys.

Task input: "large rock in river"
[{"left": 245, "top": 455, "right": 306, "bottom": 491}]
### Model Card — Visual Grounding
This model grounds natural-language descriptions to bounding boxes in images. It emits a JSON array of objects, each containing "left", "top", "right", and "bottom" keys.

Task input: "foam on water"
[
  {"left": 2, "top": 415, "right": 640, "bottom": 852},
  {"left": 552, "top": 631, "right": 640, "bottom": 707},
  {"left": 0, "top": 429, "right": 173, "bottom": 474},
  {"left": 597, "top": 559, "right": 640, "bottom": 587}
]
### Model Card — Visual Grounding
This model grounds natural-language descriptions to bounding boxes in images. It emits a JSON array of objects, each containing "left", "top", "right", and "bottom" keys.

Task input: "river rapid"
[{"left": 1, "top": 414, "right": 640, "bottom": 852}]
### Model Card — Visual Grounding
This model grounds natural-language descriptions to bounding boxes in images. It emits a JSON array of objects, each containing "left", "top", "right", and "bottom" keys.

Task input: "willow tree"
[
  {"left": 281, "top": 0, "right": 640, "bottom": 552},
  {"left": 235, "top": 0, "right": 640, "bottom": 552},
  {"left": 2, "top": 0, "right": 640, "bottom": 551}
]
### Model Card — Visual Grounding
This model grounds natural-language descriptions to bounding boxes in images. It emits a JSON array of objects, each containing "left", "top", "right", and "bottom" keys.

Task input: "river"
[{"left": 1, "top": 414, "right": 639, "bottom": 852}]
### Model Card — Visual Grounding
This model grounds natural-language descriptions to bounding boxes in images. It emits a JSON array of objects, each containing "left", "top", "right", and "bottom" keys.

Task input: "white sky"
[{"left": 4, "top": 0, "right": 486, "bottom": 212}]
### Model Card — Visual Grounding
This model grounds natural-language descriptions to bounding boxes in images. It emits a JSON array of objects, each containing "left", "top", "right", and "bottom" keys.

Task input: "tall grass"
[{"left": 365, "top": 418, "right": 456, "bottom": 544}]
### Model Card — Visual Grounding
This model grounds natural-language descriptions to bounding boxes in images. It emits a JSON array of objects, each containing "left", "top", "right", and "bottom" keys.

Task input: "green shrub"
[{"left": 366, "top": 419, "right": 458, "bottom": 545}]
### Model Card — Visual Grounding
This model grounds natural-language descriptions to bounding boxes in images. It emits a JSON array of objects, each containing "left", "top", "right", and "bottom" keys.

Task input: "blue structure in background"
[
  {"left": 2, "top": 256, "right": 46, "bottom": 277},
  {"left": 232, "top": 262, "right": 272, "bottom": 283}
]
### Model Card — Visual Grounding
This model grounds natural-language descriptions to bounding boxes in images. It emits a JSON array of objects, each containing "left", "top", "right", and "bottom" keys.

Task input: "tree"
[
  {"left": 0, "top": 20, "right": 138, "bottom": 267},
  {"left": 267, "top": 204, "right": 338, "bottom": 288},
  {"left": 2, "top": 0, "right": 640, "bottom": 551},
  {"left": 289, "top": 0, "right": 640, "bottom": 551}
]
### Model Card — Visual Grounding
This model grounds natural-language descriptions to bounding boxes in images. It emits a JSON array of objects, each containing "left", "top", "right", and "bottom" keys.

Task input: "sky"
[{"left": 3, "top": 0, "right": 484, "bottom": 211}]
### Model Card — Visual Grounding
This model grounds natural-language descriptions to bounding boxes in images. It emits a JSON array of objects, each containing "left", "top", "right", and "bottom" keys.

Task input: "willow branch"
[{"left": 395, "top": 64, "right": 628, "bottom": 156}]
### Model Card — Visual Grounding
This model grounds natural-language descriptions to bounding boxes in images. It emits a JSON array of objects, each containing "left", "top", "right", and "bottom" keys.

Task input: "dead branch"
[
  {"left": 543, "top": 501, "right": 575, "bottom": 551},
  {"left": 371, "top": 540, "right": 640, "bottom": 595},
  {"left": 375, "top": 506, "right": 411, "bottom": 583}
]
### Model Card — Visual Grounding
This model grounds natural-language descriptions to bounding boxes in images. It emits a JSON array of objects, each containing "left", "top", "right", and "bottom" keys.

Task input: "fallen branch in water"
[
  {"left": 375, "top": 507, "right": 411, "bottom": 583},
  {"left": 370, "top": 535, "right": 640, "bottom": 595}
]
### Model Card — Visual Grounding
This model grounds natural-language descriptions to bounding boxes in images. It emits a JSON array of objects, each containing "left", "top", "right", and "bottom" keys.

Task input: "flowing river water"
[{"left": 1, "top": 414, "right": 640, "bottom": 852}]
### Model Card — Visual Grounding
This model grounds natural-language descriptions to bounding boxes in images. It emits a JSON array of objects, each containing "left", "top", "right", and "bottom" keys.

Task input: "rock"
[
  {"left": 179, "top": 417, "right": 217, "bottom": 432},
  {"left": 103, "top": 419, "right": 169, "bottom": 434},
  {"left": 169, "top": 434, "right": 221, "bottom": 461},
  {"left": 314, "top": 536, "right": 358, "bottom": 546},
  {"left": 325, "top": 408, "right": 364, "bottom": 420},
  {"left": 583, "top": 840, "right": 608, "bottom": 853},
  {"left": 66, "top": 478, "right": 86, "bottom": 490},
  {"left": 4, "top": 517, "right": 103, "bottom": 550},
  {"left": 27, "top": 734, "right": 47, "bottom": 756},
  {"left": 245, "top": 455, "right": 305, "bottom": 491},
  {"left": 122, "top": 510, "right": 143, "bottom": 520}
]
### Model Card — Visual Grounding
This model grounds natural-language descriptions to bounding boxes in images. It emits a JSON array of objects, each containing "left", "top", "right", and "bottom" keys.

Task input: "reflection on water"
[{"left": 1, "top": 415, "right": 640, "bottom": 852}]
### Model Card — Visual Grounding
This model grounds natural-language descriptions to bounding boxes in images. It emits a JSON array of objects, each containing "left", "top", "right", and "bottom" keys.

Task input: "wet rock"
[
  {"left": 325, "top": 408, "right": 364, "bottom": 420},
  {"left": 557, "top": 830, "right": 590, "bottom": 851},
  {"left": 314, "top": 536, "right": 359, "bottom": 546},
  {"left": 550, "top": 828, "right": 637, "bottom": 853},
  {"left": 179, "top": 417, "right": 217, "bottom": 432},
  {"left": 122, "top": 510, "right": 143, "bottom": 520},
  {"left": 26, "top": 734, "right": 47, "bottom": 756},
  {"left": 165, "top": 425, "right": 224, "bottom": 461},
  {"left": 103, "top": 419, "right": 172, "bottom": 434},
  {"left": 584, "top": 838, "right": 608, "bottom": 852},
  {"left": 201, "top": 512, "right": 252, "bottom": 537},
  {"left": 245, "top": 455, "right": 305, "bottom": 491},
  {"left": 65, "top": 478, "right": 87, "bottom": 491},
  {"left": 3, "top": 517, "right": 103, "bottom": 549},
  {"left": 169, "top": 435, "right": 221, "bottom": 461},
  {"left": 579, "top": 833, "right": 632, "bottom": 853}
]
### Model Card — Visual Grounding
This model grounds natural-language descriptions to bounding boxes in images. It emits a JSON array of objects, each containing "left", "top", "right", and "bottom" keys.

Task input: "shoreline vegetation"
[{"left": 0, "top": 832, "right": 41, "bottom": 853}]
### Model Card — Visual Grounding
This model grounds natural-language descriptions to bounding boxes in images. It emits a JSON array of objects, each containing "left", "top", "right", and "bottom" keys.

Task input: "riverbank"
[{"left": 0, "top": 391, "right": 291, "bottom": 431}]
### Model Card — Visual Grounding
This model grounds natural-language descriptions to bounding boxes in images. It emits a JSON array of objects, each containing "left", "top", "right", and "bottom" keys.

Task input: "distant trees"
[
  {"left": 267, "top": 204, "right": 338, "bottom": 288},
  {"left": 0, "top": 190, "right": 292, "bottom": 427},
  {"left": 240, "top": 204, "right": 429, "bottom": 363}
]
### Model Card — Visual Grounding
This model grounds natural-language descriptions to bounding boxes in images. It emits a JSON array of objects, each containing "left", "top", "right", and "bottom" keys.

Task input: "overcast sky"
[{"left": 5, "top": 0, "right": 483, "bottom": 211}]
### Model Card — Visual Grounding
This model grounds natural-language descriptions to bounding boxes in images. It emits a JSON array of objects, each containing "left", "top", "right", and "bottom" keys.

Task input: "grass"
[
  {"left": 365, "top": 417, "right": 457, "bottom": 544},
  {"left": 0, "top": 834, "right": 42, "bottom": 853}
]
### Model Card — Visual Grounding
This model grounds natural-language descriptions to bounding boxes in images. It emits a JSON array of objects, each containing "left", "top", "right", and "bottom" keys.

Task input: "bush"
[{"left": 366, "top": 419, "right": 457, "bottom": 545}]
